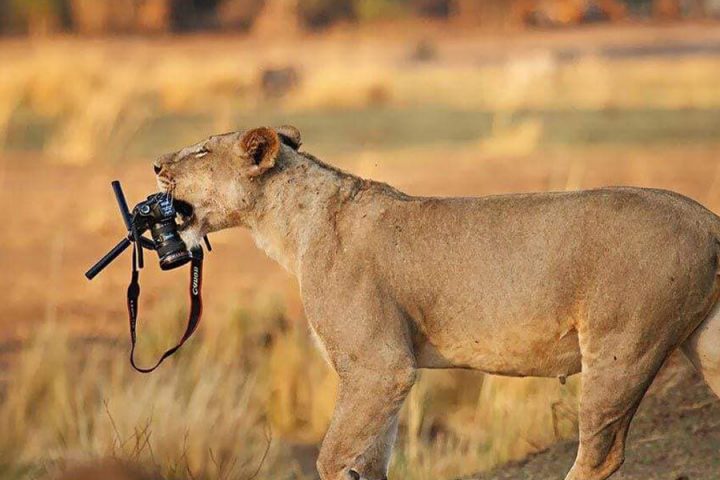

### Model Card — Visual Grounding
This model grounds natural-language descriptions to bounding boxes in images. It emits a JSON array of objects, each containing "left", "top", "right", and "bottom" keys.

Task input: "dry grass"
[
  {"left": 0, "top": 309, "right": 579, "bottom": 480},
  {"left": 0, "top": 317, "right": 300, "bottom": 480},
  {"left": 1, "top": 28, "right": 720, "bottom": 163},
  {"left": 393, "top": 371, "right": 579, "bottom": 480}
]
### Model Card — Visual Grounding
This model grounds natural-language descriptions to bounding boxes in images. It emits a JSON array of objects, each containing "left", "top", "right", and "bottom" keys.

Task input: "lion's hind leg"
[
  {"left": 682, "top": 301, "right": 720, "bottom": 397},
  {"left": 565, "top": 336, "right": 670, "bottom": 480}
]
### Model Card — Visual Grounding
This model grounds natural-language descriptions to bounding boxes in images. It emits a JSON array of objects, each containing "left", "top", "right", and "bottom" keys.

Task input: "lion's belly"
[
  {"left": 414, "top": 317, "right": 582, "bottom": 377},
  {"left": 400, "top": 260, "right": 586, "bottom": 376},
  {"left": 406, "top": 290, "right": 584, "bottom": 377}
]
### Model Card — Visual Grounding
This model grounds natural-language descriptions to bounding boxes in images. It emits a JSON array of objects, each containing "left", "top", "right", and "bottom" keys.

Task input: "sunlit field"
[{"left": 1, "top": 23, "right": 720, "bottom": 480}]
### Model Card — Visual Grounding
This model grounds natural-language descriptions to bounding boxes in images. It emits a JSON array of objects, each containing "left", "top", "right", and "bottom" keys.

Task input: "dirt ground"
[{"left": 468, "top": 354, "right": 720, "bottom": 480}]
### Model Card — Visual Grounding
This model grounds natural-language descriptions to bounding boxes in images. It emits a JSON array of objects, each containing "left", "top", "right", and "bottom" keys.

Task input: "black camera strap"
[{"left": 126, "top": 244, "right": 204, "bottom": 373}]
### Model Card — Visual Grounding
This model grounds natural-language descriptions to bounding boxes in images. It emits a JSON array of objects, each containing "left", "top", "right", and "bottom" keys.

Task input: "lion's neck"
[{"left": 246, "top": 152, "right": 361, "bottom": 275}]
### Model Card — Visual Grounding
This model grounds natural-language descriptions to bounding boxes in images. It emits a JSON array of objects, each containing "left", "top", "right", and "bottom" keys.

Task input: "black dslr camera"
[
  {"left": 85, "top": 181, "right": 211, "bottom": 373},
  {"left": 134, "top": 192, "right": 191, "bottom": 271},
  {"left": 85, "top": 181, "right": 210, "bottom": 279}
]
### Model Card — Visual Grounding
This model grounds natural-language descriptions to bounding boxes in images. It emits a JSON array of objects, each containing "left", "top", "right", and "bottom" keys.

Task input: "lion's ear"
[
  {"left": 239, "top": 127, "right": 280, "bottom": 177},
  {"left": 276, "top": 125, "right": 302, "bottom": 150}
]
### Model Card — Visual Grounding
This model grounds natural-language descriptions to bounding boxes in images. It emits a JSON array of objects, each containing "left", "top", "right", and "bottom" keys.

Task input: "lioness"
[{"left": 154, "top": 126, "right": 720, "bottom": 480}]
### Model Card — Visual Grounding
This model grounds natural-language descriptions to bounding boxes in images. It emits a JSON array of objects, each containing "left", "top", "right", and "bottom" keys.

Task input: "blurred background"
[{"left": 1, "top": 1, "right": 720, "bottom": 479}]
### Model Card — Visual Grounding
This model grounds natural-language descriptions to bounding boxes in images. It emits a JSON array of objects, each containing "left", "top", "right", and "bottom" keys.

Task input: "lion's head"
[{"left": 152, "top": 125, "right": 302, "bottom": 247}]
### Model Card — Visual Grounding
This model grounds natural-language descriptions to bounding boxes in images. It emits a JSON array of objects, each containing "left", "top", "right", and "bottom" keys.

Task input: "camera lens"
[
  {"left": 159, "top": 250, "right": 192, "bottom": 270},
  {"left": 150, "top": 219, "right": 192, "bottom": 270}
]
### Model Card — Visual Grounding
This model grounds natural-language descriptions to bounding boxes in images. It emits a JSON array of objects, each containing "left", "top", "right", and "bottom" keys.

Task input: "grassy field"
[{"left": 1, "top": 23, "right": 720, "bottom": 480}]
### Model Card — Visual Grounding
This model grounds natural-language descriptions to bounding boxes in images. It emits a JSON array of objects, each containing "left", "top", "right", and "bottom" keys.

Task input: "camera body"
[{"left": 134, "top": 193, "right": 191, "bottom": 270}]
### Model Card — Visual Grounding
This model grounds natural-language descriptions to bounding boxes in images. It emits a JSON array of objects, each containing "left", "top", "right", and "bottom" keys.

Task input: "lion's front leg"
[
  {"left": 316, "top": 365, "right": 416, "bottom": 480},
  {"left": 352, "top": 416, "right": 400, "bottom": 479},
  {"left": 303, "top": 271, "right": 416, "bottom": 480}
]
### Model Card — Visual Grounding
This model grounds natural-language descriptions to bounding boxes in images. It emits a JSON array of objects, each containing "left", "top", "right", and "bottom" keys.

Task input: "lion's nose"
[{"left": 153, "top": 164, "right": 162, "bottom": 174}]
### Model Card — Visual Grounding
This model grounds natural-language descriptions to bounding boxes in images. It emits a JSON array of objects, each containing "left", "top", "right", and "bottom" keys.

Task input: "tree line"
[{"left": 0, "top": 0, "right": 715, "bottom": 37}]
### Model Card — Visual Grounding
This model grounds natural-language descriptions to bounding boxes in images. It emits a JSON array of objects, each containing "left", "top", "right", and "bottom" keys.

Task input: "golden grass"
[
  {"left": 0, "top": 297, "right": 579, "bottom": 480},
  {"left": 392, "top": 371, "right": 579, "bottom": 480},
  {"left": 1, "top": 34, "right": 720, "bottom": 163},
  {"left": 0, "top": 320, "right": 297, "bottom": 480}
]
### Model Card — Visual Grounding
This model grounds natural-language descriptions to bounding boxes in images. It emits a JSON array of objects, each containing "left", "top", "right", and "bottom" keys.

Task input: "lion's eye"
[{"left": 195, "top": 146, "right": 210, "bottom": 158}]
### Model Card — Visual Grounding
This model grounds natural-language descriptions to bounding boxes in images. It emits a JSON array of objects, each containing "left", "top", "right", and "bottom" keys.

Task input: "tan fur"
[{"left": 154, "top": 127, "right": 720, "bottom": 480}]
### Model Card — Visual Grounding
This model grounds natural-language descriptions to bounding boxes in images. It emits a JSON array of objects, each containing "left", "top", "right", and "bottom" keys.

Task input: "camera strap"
[{"left": 126, "top": 244, "right": 204, "bottom": 373}]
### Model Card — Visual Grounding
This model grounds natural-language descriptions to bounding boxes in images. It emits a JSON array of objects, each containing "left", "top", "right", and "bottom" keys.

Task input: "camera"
[
  {"left": 85, "top": 181, "right": 210, "bottom": 281},
  {"left": 134, "top": 193, "right": 192, "bottom": 270},
  {"left": 85, "top": 181, "right": 211, "bottom": 373}
]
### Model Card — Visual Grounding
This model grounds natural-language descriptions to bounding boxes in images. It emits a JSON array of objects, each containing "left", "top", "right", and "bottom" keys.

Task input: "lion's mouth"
[{"left": 173, "top": 199, "right": 195, "bottom": 231}]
